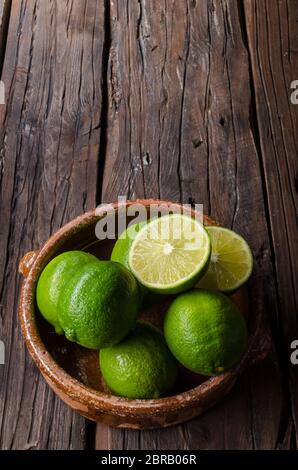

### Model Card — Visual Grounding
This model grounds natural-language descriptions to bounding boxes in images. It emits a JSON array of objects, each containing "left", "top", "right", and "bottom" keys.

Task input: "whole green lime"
[
  {"left": 100, "top": 322, "right": 178, "bottom": 399},
  {"left": 111, "top": 221, "right": 146, "bottom": 270},
  {"left": 164, "top": 289, "right": 247, "bottom": 375},
  {"left": 111, "top": 221, "right": 164, "bottom": 308},
  {"left": 36, "top": 251, "right": 98, "bottom": 334},
  {"left": 58, "top": 260, "right": 139, "bottom": 349}
]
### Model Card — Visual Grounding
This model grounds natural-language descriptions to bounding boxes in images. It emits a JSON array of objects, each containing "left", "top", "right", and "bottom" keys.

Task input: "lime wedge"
[
  {"left": 129, "top": 214, "right": 211, "bottom": 294},
  {"left": 198, "top": 226, "right": 253, "bottom": 292}
]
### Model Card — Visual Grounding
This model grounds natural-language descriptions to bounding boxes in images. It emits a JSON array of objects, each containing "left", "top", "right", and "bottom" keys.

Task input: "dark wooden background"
[{"left": 0, "top": 0, "right": 297, "bottom": 450}]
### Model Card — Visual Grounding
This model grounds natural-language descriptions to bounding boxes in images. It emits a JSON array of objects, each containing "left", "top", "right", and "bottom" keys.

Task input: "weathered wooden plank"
[
  {"left": 0, "top": 0, "right": 105, "bottom": 449},
  {"left": 244, "top": 0, "right": 298, "bottom": 445},
  {"left": 0, "top": 0, "right": 11, "bottom": 70},
  {"left": 96, "top": 0, "right": 287, "bottom": 450}
]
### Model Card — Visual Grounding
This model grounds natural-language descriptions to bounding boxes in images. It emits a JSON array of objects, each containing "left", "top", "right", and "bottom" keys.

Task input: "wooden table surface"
[{"left": 0, "top": 0, "right": 297, "bottom": 450}]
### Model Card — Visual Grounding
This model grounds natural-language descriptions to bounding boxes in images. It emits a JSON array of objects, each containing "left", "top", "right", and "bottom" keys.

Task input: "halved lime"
[
  {"left": 198, "top": 226, "right": 253, "bottom": 292},
  {"left": 129, "top": 214, "right": 211, "bottom": 294}
]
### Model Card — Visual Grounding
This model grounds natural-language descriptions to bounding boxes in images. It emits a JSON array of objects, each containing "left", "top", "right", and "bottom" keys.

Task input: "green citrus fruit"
[
  {"left": 164, "top": 289, "right": 247, "bottom": 375},
  {"left": 111, "top": 221, "right": 165, "bottom": 307},
  {"left": 111, "top": 221, "right": 147, "bottom": 270},
  {"left": 100, "top": 322, "right": 178, "bottom": 399},
  {"left": 198, "top": 226, "right": 253, "bottom": 292},
  {"left": 58, "top": 261, "right": 139, "bottom": 349},
  {"left": 129, "top": 214, "right": 211, "bottom": 294},
  {"left": 111, "top": 221, "right": 146, "bottom": 301},
  {"left": 36, "top": 251, "right": 98, "bottom": 334}
]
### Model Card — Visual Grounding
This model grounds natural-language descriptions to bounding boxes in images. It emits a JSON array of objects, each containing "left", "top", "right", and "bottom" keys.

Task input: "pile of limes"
[{"left": 36, "top": 214, "right": 253, "bottom": 399}]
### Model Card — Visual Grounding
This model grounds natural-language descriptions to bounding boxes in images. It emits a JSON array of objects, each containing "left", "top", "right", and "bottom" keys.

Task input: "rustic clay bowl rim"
[{"left": 19, "top": 199, "right": 254, "bottom": 418}]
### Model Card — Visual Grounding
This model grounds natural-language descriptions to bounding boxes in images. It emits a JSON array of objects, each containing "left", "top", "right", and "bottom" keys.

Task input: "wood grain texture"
[
  {"left": 96, "top": 0, "right": 288, "bottom": 450},
  {"left": 244, "top": 0, "right": 298, "bottom": 445},
  {"left": 0, "top": 0, "right": 296, "bottom": 451},
  {"left": 0, "top": 0, "right": 105, "bottom": 449}
]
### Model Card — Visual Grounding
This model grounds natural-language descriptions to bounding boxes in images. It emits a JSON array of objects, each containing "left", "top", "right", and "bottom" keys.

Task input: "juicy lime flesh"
[
  {"left": 57, "top": 261, "right": 139, "bottom": 349},
  {"left": 100, "top": 322, "right": 178, "bottom": 399},
  {"left": 199, "top": 226, "right": 253, "bottom": 292},
  {"left": 129, "top": 214, "right": 211, "bottom": 294},
  {"left": 164, "top": 289, "right": 247, "bottom": 376},
  {"left": 36, "top": 251, "right": 98, "bottom": 334}
]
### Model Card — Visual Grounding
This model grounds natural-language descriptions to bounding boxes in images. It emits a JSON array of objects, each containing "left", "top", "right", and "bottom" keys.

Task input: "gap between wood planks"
[
  {"left": 95, "top": 0, "right": 111, "bottom": 205},
  {"left": 0, "top": 0, "right": 12, "bottom": 72}
]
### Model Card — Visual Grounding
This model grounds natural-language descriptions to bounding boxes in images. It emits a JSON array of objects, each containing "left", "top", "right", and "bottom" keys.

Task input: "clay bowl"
[{"left": 19, "top": 199, "right": 259, "bottom": 429}]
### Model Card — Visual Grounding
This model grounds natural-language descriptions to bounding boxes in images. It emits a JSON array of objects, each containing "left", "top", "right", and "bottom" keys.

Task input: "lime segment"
[
  {"left": 129, "top": 214, "right": 211, "bottom": 294},
  {"left": 198, "top": 226, "right": 253, "bottom": 292}
]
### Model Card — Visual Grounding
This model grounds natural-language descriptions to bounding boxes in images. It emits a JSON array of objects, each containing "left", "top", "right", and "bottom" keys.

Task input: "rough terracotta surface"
[{"left": 19, "top": 200, "right": 262, "bottom": 429}]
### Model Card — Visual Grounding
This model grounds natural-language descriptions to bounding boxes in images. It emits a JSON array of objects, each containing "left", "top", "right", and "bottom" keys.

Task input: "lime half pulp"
[
  {"left": 198, "top": 226, "right": 253, "bottom": 292},
  {"left": 129, "top": 214, "right": 211, "bottom": 294}
]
